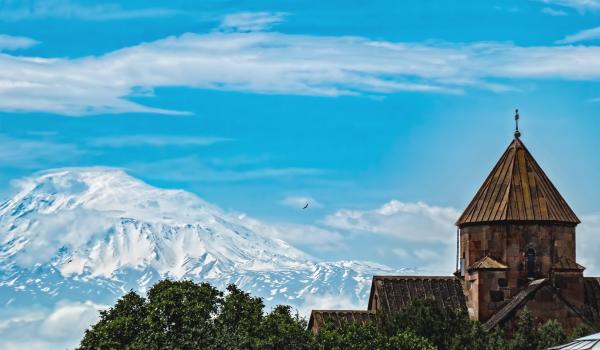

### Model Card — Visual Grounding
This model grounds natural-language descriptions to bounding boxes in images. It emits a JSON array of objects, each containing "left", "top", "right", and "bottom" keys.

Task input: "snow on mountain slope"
[{"left": 0, "top": 168, "right": 409, "bottom": 311}]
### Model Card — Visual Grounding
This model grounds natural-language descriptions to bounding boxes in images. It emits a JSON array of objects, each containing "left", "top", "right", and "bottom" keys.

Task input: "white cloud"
[
  {"left": 323, "top": 200, "right": 458, "bottom": 242},
  {"left": 280, "top": 196, "right": 323, "bottom": 209},
  {"left": 322, "top": 200, "right": 459, "bottom": 274},
  {"left": 391, "top": 248, "right": 409, "bottom": 258},
  {"left": 13, "top": 207, "right": 113, "bottom": 267},
  {"left": 0, "top": 34, "right": 38, "bottom": 51},
  {"left": 219, "top": 12, "right": 287, "bottom": 32},
  {"left": 576, "top": 214, "right": 600, "bottom": 275},
  {"left": 88, "top": 135, "right": 230, "bottom": 148},
  {"left": 0, "top": 0, "right": 181, "bottom": 21},
  {"left": 0, "top": 300, "right": 106, "bottom": 350},
  {"left": 0, "top": 134, "right": 84, "bottom": 169},
  {"left": 299, "top": 293, "right": 362, "bottom": 316},
  {"left": 238, "top": 214, "right": 346, "bottom": 252},
  {"left": 541, "top": 6, "right": 569, "bottom": 15},
  {"left": 413, "top": 248, "right": 440, "bottom": 261},
  {"left": 5, "top": 28, "right": 600, "bottom": 115},
  {"left": 128, "top": 156, "right": 325, "bottom": 182},
  {"left": 321, "top": 199, "right": 600, "bottom": 275},
  {"left": 557, "top": 26, "right": 600, "bottom": 44},
  {"left": 536, "top": 0, "right": 600, "bottom": 11},
  {"left": 39, "top": 301, "right": 105, "bottom": 338}
]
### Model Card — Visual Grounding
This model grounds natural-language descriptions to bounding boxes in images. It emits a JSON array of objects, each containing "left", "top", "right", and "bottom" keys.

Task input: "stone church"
[{"left": 309, "top": 119, "right": 600, "bottom": 334}]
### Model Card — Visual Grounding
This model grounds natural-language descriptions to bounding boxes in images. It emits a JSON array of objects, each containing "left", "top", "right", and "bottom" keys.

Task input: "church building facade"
[{"left": 309, "top": 122, "right": 600, "bottom": 334}]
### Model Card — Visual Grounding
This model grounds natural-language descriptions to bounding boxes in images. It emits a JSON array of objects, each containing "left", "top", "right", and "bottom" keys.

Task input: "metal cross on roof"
[{"left": 514, "top": 109, "right": 521, "bottom": 138}]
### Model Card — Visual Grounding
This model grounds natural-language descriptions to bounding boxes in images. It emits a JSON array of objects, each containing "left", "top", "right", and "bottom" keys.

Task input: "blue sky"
[{"left": 2, "top": 0, "right": 600, "bottom": 273}]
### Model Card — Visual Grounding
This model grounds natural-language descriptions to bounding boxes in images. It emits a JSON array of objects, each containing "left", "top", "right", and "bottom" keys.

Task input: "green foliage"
[
  {"left": 386, "top": 298, "right": 454, "bottom": 348},
  {"left": 382, "top": 298, "right": 507, "bottom": 350},
  {"left": 537, "top": 319, "right": 567, "bottom": 350},
  {"left": 258, "top": 305, "right": 311, "bottom": 350},
  {"left": 78, "top": 291, "right": 147, "bottom": 350},
  {"left": 78, "top": 280, "right": 586, "bottom": 350},
  {"left": 385, "top": 330, "right": 437, "bottom": 350},
  {"left": 214, "top": 284, "right": 265, "bottom": 349},
  {"left": 510, "top": 308, "right": 539, "bottom": 350},
  {"left": 570, "top": 323, "right": 593, "bottom": 340},
  {"left": 312, "top": 322, "right": 435, "bottom": 350},
  {"left": 485, "top": 329, "right": 510, "bottom": 350},
  {"left": 506, "top": 310, "right": 571, "bottom": 350},
  {"left": 79, "top": 280, "right": 312, "bottom": 350},
  {"left": 313, "top": 322, "right": 383, "bottom": 350},
  {"left": 144, "top": 279, "right": 222, "bottom": 349}
]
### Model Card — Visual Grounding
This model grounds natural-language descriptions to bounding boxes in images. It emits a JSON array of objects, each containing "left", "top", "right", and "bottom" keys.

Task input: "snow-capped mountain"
[{"left": 0, "top": 168, "right": 409, "bottom": 312}]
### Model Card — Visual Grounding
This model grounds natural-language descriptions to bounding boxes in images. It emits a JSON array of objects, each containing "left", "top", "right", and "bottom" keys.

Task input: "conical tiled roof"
[{"left": 457, "top": 137, "right": 580, "bottom": 226}]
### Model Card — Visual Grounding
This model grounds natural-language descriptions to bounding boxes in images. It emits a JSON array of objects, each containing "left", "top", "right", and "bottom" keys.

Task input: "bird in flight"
[{"left": 302, "top": 203, "right": 309, "bottom": 209}]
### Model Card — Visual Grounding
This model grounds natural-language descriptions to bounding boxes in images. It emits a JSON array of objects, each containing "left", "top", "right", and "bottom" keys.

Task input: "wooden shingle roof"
[
  {"left": 308, "top": 310, "right": 375, "bottom": 333},
  {"left": 457, "top": 137, "right": 580, "bottom": 227},
  {"left": 367, "top": 276, "right": 467, "bottom": 315}
]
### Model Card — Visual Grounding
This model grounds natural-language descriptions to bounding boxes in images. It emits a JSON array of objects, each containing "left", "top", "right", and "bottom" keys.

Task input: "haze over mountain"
[{"left": 0, "top": 168, "right": 409, "bottom": 315}]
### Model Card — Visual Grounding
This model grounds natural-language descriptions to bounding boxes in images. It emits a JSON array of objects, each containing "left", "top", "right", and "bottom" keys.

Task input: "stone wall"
[
  {"left": 466, "top": 270, "right": 509, "bottom": 321},
  {"left": 460, "top": 223, "right": 575, "bottom": 291},
  {"left": 459, "top": 223, "right": 577, "bottom": 322}
]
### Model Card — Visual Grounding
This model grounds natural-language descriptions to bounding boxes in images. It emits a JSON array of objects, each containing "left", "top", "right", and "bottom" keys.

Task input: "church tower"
[
  {"left": 309, "top": 110, "right": 600, "bottom": 335},
  {"left": 456, "top": 111, "right": 583, "bottom": 322}
]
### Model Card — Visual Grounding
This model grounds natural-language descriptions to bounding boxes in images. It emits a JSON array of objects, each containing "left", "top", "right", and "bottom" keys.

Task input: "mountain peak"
[
  {"left": 0, "top": 167, "right": 406, "bottom": 316},
  {"left": 6, "top": 167, "right": 215, "bottom": 223}
]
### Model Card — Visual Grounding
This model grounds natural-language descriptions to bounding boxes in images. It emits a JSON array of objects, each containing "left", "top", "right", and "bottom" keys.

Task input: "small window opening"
[{"left": 526, "top": 248, "right": 536, "bottom": 278}]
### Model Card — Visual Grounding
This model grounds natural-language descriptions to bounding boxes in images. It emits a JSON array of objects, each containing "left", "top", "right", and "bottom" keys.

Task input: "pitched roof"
[
  {"left": 467, "top": 256, "right": 508, "bottom": 272},
  {"left": 457, "top": 137, "right": 580, "bottom": 227},
  {"left": 367, "top": 276, "right": 467, "bottom": 315},
  {"left": 553, "top": 257, "right": 585, "bottom": 271},
  {"left": 308, "top": 310, "right": 375, "bottom": 332}
]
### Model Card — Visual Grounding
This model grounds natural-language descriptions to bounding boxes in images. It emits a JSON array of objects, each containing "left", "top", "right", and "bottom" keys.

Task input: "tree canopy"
[{"left": 78, "top": 279, "right": 592, "bottom": 350}]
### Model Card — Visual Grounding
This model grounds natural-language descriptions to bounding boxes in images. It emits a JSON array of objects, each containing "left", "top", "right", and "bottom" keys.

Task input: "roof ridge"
[
  {"left": 501, "top": 147, "right": 517, "bottom": 221},
  {"left": 311, "top": 310, "right": 374, "bottom": 313},
  {"left": 372, "top": 275, "right": 457, "bottom": 279}
]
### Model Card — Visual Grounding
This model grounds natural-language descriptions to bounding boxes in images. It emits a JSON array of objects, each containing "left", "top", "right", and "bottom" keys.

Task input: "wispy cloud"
[
  {"left": 557, "top": 26, "right": 600, "bottom": 43},
  {"left": 589, "top": 96, "right": 600, "bottom": 102},
  {"left": 536, "top": 0, "right": 600, "bottom": 11},
  {"left": 541, "top": 6, "right": 569, "bottom": 15},
  {"left": 323, "top": 200, "right": 458, "bottom": 242},
  {"left": 0, "top": 134, "right": 84, "bottom": 169},
  {"left": 321, "top": 199, "right": 459, "bottom": 273},
  {"left": 4, "top": 26, "right": 600, "bottom": 115},
  {"left": 577, "top": 214, "right": 600, "bottom": 275},
  {"left": 219, "top": 12, "right": 287, "bottom": 32},
  {"left": 0, "top": 300, "right": 106, "bottom": 350},
  {"left": 0, "top": 34, "right": 38, "bottom": 51},
  {"left": 238, "top": 214, "right": 346, "bottom": 252},
  {"left": 128, "top": 156, "right": 326, "bottom": 183},
  {"left": 0, "top": 0, "right": 182, "bottom": 21},
  {"left": 88, "top": 135, "right": 230, "bottom": 148},
  {"left": 280, "top": 195, "right": 323, "bottom": 209}
]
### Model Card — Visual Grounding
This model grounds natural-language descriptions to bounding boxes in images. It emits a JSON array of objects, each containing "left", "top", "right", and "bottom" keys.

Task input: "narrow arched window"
[{"left": 526, "top": 248, "right": 536, "bottom": 278}]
